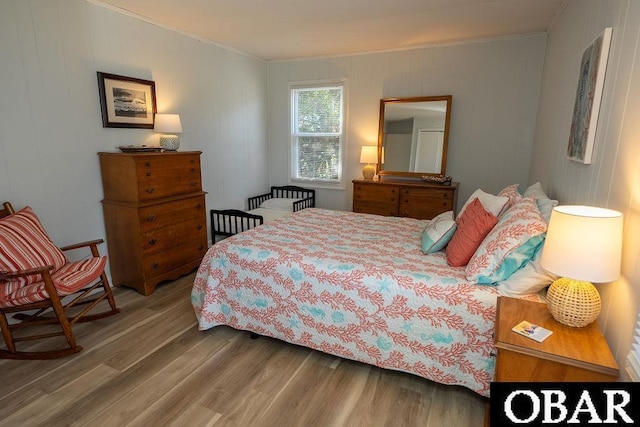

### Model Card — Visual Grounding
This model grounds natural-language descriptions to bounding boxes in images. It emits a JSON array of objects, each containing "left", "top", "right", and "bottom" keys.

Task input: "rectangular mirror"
[{"left": 377, "top": 95, "right": 452, "bottom": 178}]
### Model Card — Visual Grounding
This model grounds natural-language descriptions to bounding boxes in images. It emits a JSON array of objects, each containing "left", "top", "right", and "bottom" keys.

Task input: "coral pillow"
[
  {"left": 466, "top": 197, "right": 547, "bottom": 284},
  {"left": 446, "top": 198, "right": 498, "bottom": 267},
  {"left": 0, "top": 207, "right": 67, "bottom": 286}
]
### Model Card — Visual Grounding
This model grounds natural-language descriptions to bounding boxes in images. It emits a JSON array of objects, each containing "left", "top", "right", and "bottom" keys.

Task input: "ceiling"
[{"left": 92, "top": 0, "right": 567, "bottom": 61}]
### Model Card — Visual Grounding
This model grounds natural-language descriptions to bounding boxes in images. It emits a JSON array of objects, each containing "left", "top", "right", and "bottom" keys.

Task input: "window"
[{"left": 290, "top": 81, "right": 345, "bottom": 186}]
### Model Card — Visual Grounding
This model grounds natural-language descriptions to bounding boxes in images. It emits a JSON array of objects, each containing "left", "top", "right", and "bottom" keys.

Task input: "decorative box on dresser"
[
  {"left": 352, "top": 179, "right": 458, "bottom": 219},
  {"left": 98, "top": 151, "right": 208, "bottom": 296},
  {"left": 486, "top": 296, "right": 619, "bottom": 426}
]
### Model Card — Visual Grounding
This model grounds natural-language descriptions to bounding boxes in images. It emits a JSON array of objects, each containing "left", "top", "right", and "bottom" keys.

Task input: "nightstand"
[
  {"left": 494, "top": 296, "right": 618, "bottom": 382},
  {"left": 485, "top": 296, "right": 619, "bottom": 426}
]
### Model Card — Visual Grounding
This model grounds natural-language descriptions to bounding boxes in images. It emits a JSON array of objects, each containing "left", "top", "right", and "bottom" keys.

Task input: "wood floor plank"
[{"left": 0, "top": 272, "right": 487, "bottom": 427}]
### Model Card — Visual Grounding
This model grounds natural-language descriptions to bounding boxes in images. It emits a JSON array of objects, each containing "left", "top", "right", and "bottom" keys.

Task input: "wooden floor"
[{"left": 0, "top": 273, "right": 486, "bottom": 426}]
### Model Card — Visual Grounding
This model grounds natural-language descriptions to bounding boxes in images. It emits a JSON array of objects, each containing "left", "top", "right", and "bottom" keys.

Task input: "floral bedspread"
[{"left": 192, "top": 208, "right": 499, "bottom": 397}]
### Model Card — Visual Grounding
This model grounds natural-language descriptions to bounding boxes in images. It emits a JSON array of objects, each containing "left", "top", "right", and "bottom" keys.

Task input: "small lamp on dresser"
[
  {"left": 540, "top": 205, "right": 623, "bottom": 327},
  {"left": 360, "top": 145, "right": 378, "bottom": 180},
  {"left": 154, "top": 113, "right": 182, "bottom": 151}
]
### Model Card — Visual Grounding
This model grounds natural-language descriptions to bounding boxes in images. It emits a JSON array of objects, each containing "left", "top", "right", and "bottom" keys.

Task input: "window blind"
[
  {"left": 627, "top": 307, "right": 640, "bottom": 381},
  {"left": 291, "top": 83, "right": 344, "bottom": 183}
]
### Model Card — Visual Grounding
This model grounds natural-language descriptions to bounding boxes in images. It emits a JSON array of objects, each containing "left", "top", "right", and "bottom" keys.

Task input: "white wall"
[
  {"left": 267, "top": 35, "right": 547, "bottom": 211},
  {"left": 0, "top": 0, "right": 268, "bottom": 253},
  {"left": 529, "top": 0, "right": 640, "bottom": 378}
]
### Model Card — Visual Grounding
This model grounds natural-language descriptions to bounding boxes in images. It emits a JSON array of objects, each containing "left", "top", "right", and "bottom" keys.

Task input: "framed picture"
[
  {"left": 97, "top": 72, "right": 157, "bottom": 128},
  {"left": 567, "top": 27, "right": 612, "bottom": 164}
]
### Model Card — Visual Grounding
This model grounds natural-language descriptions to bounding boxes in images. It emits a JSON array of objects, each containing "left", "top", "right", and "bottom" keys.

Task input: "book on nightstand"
[{"left": 512, "top": 320, "right": 553, "bottom": 343}]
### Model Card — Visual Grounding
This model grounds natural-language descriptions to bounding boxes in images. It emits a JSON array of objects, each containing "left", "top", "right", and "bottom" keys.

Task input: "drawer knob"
[
  {"left": 191, "top": 181, "right": 197, "bottom": 187},
  {"left": 196, "top": 203, "right": 202, "bottom": 209},
  {"left": 146, "top": 188, "right": 155, "bottom": 194},
  {"left": 145, "top": 161, "right": 151, "bottom": 167},
  {"left": 190, "top": 167, "right": 195, "bottom": 172},
  {"left": 146, "top": 172, "right": 152, "bottom": 177},
  {"left": 191, "top": 159, "right": 195, "bottom": 163},
  {"left": 198, "top": 245, "right": 205, "bottom": 251},
  {"left": 151, "top": 262, "right": 159, "bottom": 270},
  {"left": 148, "top": 238, "right": 157, "bottom": 246},
  {"left": 197, "top": 224, "right": 203, "bottom": 230},
  {"left": 146, "top": 215, "right": 155, "bottom": 222}
]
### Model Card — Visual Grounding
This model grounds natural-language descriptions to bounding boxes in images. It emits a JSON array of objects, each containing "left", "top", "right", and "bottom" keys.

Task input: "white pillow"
[
  {"left": 421, "top": 211, "right": 457, "bottom": 254},
  {"left": 496, "top": 249, "right": 558, "bottom": 297},
  {"left": 458, "top": 189, "right": 509, "bottom": 218},
  {"left": 259, "top": 198, "right": 301, "bottom": 212},
  {"left": 523, "top": 182, "right": 558, "bottom": 223}
]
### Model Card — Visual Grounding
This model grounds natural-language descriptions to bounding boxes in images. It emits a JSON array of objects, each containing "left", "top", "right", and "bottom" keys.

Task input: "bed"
[
  {"left": 193, "top": 183, "right": 554, "bottom": 397},
  {"left": 195, "top": 209, "right": 501, "bottom": 396},
  {"left": 210, "top": 185, "right": 315, "bottom": 242}
]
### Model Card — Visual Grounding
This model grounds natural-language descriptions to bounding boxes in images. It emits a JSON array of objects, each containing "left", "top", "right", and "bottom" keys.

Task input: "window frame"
[{"left": 289, "top": 79, "right": 347, "bottom": 190}]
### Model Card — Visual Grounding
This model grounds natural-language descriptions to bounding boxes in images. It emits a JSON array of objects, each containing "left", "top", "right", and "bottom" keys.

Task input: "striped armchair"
[{"left": 0, "top": 202, "right": 120, "bottom": 359}]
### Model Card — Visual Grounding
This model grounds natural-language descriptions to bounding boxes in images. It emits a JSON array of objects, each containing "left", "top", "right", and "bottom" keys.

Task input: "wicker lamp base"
[{"left": 546, "top": 277, "right": 601, "bottom": 327}]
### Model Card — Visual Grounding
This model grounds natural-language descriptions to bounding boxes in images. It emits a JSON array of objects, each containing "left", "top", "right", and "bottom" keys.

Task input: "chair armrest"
[
  {"left": 293, "top": 197, "right": 315, "bottom": 212},
  {"left": 0, "top": 265, "right": 53, "bottom": 281},
  {"left": 59, "top": 239, "right": 104, "bottom": 252},
  {"left": 248, "top": 193, "right": 271, "bottom": 210}
]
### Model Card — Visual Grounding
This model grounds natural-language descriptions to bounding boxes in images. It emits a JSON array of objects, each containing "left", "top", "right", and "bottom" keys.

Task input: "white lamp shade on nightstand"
[
  {"left": 541, "top": 205, "right": 623, "bottom": 327},
  {"left": 154, "top": 114, "right": 182, "bottom": 151},
  {"left": 360, "top": 146, "right": 378, "bottom": 180}
]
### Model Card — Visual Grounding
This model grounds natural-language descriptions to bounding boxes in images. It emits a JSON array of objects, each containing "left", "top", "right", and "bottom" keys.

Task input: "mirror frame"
[{"left": 377, "top": 95, "right": 452, "bottom": 178}]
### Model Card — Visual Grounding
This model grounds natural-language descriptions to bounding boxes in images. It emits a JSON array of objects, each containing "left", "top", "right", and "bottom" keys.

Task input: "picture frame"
[
  {"left": 567, "top": 27, "right": 612, "bottom": 164},
  {"left": 97, "top": 72, "right": 157, "bottom": 129}
]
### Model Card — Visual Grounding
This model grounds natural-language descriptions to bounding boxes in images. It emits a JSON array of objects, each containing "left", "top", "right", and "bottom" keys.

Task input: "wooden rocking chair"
[{"left": 0, "top": 202, "right": 120, "bottom": 359}]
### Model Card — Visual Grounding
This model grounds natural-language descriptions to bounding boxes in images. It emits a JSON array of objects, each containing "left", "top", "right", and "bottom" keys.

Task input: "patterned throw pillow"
[
  {"left": 497, "top": 184, "right": 522, "bottom": 211},
  {"left": 0, "top": 207, "right": 67, "bottom": 286},
  {"left": 466, "top": 197, "right": 547, "bottom": 284},
  {"left": 446, "top": 198, "right": 498, "bottom": 267},
  {"left": 421, "top": 211, "right": 457, "bottom": 254}
]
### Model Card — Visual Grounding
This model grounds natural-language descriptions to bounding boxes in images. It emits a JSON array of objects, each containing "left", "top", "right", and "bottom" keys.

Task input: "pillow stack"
[{"left": 420, "top": 182, "right": 559, "bottom": 296}]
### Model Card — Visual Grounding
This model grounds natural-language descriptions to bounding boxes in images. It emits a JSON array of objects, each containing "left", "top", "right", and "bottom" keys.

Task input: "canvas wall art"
[{"left": 567, "top": 27, "right": 612, "bottom": 164}]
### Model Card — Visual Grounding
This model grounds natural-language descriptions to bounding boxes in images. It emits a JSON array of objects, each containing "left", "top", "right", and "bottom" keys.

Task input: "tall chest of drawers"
[
  {"left": 352, "top": 179, "right": 458, "bottom": 220},
  {"left": 98, "top": 151, "right": 207, "bottom": 295}
]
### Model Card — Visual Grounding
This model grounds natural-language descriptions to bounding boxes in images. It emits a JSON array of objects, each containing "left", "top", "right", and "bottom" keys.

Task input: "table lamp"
[
  {"left": 154, "top": 114, "right": 182, "bottom": 151},
  {"left": 360, "top": 146, "right": 378, "bottom": 180},
  {"left": 540, "top": 205, "right": 623, "bottom": 327}
]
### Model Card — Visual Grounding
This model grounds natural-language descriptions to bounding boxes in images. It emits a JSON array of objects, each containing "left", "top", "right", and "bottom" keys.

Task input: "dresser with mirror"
[{"left": 353, "top": 95, "right": 458, "bottom": 220}]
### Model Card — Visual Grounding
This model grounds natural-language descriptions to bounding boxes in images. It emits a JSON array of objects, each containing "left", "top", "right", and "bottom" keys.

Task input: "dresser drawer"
[
  {"left": 136, "top": 175, "right": 202, "bottom": 201},
  {"left": 143, "top": 238, "right": 208, "bottom": 279},
  {"left": 135, "top": 154, "right": 201, "bottom": 200},
  {"left": 135, "top": 154, "right": 201, "bottom": 182},
  {"left": 141, "top": 217, "right": 206, "bottom": 255},
  {"left": 401, "top": 187, "right": 453, "bottom": 201},
  {"left": 139, "top": 195, "right": 206, "bottom": 233},
  {"left": 354, "top": 183, "right": 397, "bottom": 201}
]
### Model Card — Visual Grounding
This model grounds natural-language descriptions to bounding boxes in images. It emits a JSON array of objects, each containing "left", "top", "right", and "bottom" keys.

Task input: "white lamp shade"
[
  {"left": 540, "top": 205, "right": 623, "bottom": 283},
  {"left": 360, "top": 146, "right": 378, "bottom": 164},
  {"left": 154, "top": 114, "right": 182, "bottom": 133}
]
